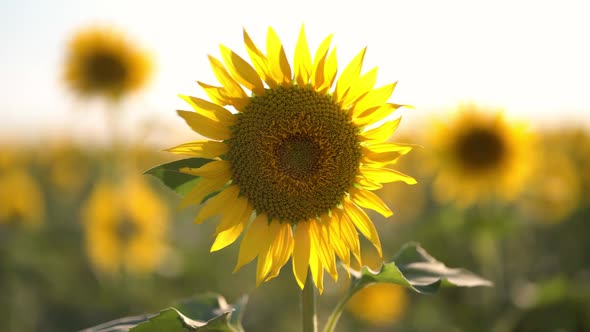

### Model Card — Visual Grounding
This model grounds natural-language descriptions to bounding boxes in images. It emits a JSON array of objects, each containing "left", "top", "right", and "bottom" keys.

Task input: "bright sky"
[{"left": 1, "top": 0, "right": 589, "bottom": 144}]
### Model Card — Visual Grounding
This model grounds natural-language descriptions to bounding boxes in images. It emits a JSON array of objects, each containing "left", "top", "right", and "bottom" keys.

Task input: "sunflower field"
[{"left": 2, "top": 4, "right": 590, "bottom": 332}]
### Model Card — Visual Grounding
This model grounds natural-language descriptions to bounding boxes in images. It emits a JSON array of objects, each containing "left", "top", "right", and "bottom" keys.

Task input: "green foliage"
[
  {"left": 145, "top": 158, "right": 213, "bottom": 196},
  {"left": 354, "top": 243, "right": 493, "bottom": 294},
  {"left": 82, "top": 293, "right": 246, "bottom": 332}
]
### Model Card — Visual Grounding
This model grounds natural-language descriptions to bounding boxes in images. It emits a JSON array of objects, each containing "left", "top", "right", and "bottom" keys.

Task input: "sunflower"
[
  {"left": 83, "top": 174, "right": 168, "bottom": 275},
  {"left": 63, "top": 26, "right": 152, "bottom": 99},
  {"left": 0, "top": 147, "right": 44, "bottom": 227},
  {"left": 167, "top": 26, "right": 415, "bottom": 293},
  {"left": 427, "top": 105, "right": 532, "bottom": 206}
]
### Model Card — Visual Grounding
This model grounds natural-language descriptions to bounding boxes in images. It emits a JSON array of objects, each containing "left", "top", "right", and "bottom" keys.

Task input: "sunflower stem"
[
  {"left": 323, "top": 279, "right": 366, "bottom": 332},
  {"left": 301, "top": 271, "right": 317, "bottom": 332}
]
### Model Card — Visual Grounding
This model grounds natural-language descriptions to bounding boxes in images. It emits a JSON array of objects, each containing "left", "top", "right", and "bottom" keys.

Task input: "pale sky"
[{"left": 1, "top": 0, "right": 589, "bottom": 144}]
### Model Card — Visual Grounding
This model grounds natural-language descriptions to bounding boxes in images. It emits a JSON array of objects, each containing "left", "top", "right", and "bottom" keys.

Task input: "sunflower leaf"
[
  {"left": 354, "top": 242, "right": 493, "bottom": 294},
  {"left": 81, "top": 293, "right": 246, "bottom": 332},
  {"left": 144, "top": 158, "right": 213, "bottom": 196}
]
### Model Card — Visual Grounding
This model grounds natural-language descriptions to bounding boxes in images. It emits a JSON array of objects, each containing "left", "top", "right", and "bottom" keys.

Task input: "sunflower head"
[
  {"left": 428, "top": 105, "right": 533, "bottom": 206},
  {"left": 63, "top": 26, "right": 152, "bottom": 100},
  {"left": 166, "top": 26, "right": 415, "bottom": 292}
]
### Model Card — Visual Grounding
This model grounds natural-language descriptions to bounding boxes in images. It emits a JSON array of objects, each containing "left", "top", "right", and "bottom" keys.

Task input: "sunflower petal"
[
  {"left": 266, "top": 223, "right": 294, "bottom": 280},
  {"left": 180, "top": 160, "right": 231, "bottom": 178},
  {"left": 309, "top": 248, "right": 325, "bottom": 294},
  {"left": 179, "top": 94, "right": 236, "bottom": 125},
  {"left": 354, "top": 103, "right": 405, "bottom": 127},
  {"left": 318, "top": 48, "right": 338, "bottom": 93},
  {"left": 360, "top": 166, "right": 417, "bottom": 185},
  {"left": 339, "top": 211, "right": 362, "bottom": 265},
  {"left": 351, "top": 82, "right": 398, "bottom": 118},
  {"left": 219, "top": 44, "right": 265, "bottom": 95},
  {"left": 194, "top": 185, "right": 239, "bottom": 224},
  {"left": 165, "top": 141, "right": 228, "bottom": 158},
  {"left": 350, "top": 187, "right": 393, "bottom": 218},
  {"left": 310, "top": 220, "right": 337, "bottom": 281},
  {"left": 341, "top": 67, "right": 378, "bottom": 108},
  {"left": 359, "top": 118, "right": 401, "bottom": 142},
  {"left": 266, "top": 27, "right": 292, "bottom": 86},
  {"left": 179, "top": 175, "right": 230, "bottom": 209},
  {"left": 310, "top": 34, "right": 333, "bottom": 90},
  {"left": 177, "top": 110, "right": 231, "bottom": 140},
  {"left": 256, "top": 222, "right": 281, "bottom": 285},
  {"left": 211, "top": 198, "right": 251, "bottom": 252},
  {"left": 343, "top": 199, "right": 382, "bottom": 257},
  {"left": 243, "top": 28, "right": 277, "bottom": 89},
  {"left": 334, "top": 47, "right": 367, "bottom": 103},
  {"left": 234, "top": 214, "right": 273, "bottom": 272},
  {"left": 294, "top": 25, "right": 312, "bottom": 87},
  {"left": 292, "top": 222, "right": 311, "bottom": 289},
  {"left": 214, "top": 197, "right": 250, "bottom": 235}
]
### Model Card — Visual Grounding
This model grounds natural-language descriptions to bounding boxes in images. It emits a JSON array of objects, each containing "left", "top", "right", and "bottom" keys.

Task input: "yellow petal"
[
  {"left": 309, "top": 248, "right": 325, "bottom": 294},
  {"left": 243, "top": 28, "right": 277, "bottom": 89},
  {"left": 177, "top": 110, "right": 231, "bottom": 140},
  {"left": 179, "top": 175, "right": 230, "bottom": 209},
  {"left": 294, "top": 25, "right": 312, "bottom": 87},
  {"left": 180, "top": 160, "right": 231, "bottom": 178},
  {"left": 197, "top": 81, "right": 232, "bottom": 106},
  {"left": 353, "top": 103, "right": 405, "bottom": 127},
  {"left": 351, "top": 82, "right": 397, "bottom": 118},
  {"left": 311, "top": 34, "right": 333, "bottom": 90},
  {"left": 266, "top": 27, "right": 292, "bottom": 86},
  {"left": 360, "top": 166, "right": 417, "bottom": 185},
  {"left": 334, "top": 47, "right": 366, "bottom": 103},
  {"left": 361, "top": 143, "right": 413, "bottom": 165},
  {"left": 208, "top": 55, "right": 247, "bottom": 101},
  {"left": 214, "top": 196, "right": 250, "bottom": 235},
  {"left": 266, "top": 223, "right": 294, "bottom": 280},
  {"left": 292, "top": 222, "right": 311, "bottom": 289},
  {"left": 179, "top": 94, "right": 236, "bottom": 125},
  {"left": 350, "top": 187, "right": 393, "bottom": 218},
  {"left": 310, "top": 220, "right": 337, "bottom": 281},
  {"left": 343, "top": 199, "right": 382, "bottom": 257},
  {"left": 194, "top": 185, "right": 239, "bottom": 224},
  {"left": 165, "top": 141, "right": 228, "bottom": 158},
  {"left": 234, "top": 214, "right": 273, "bottom": 272},
  {"left": 210, "top": 198, "right": 252, "bottom": 252},
  {"left": 318, "top": 48, "right": 338, "bottom": 93},
  {"left": 219, "top": 44, "right": 265, "bottom": 95},
  {"left": 340, "top": 67, "right": 377, "bottom": 108},
  {"left": 355, "top": 175, "right": 383, "bottom": 190},
  {"left": 256, "top": 222, "right": 282, "bottom": 285},
  {"left": 339, "top": 211, "right": 362, "bottom": 265},
  {"left": 359, "top": 118, "right": 401, "bottom": 142},
  {"left": 327, "top": 213, "right": 351, "bottom": 270}
]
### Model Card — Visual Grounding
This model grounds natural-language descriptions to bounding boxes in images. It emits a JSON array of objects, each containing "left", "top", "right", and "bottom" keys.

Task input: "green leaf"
[
  {"left": 355, "top": 242, "right": 493, "bottom": 294},
  {"left": 81, "top": 293, "right": 246, "bottom": 332},
  {"left": 145, "top": 158, "right": 213, "bottom": 196}
]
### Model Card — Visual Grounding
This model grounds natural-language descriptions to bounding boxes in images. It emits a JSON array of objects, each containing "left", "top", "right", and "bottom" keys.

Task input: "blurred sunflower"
[
  {"left": 82, "top": 174, "right": 168, "bottom": 275},
  {"left": 427, "top": 105, "right": 532, "bottom": 206},
  {"left": 41, "top": 140, "right": 90, "bottom": 196},
  {"left": 168, "top": 26, "right": 415, "bottom": 292},
  {"left": 346, "top": 251, "right": 408, "bottom": 326},
  {"left": 0, "top": 147, "right": 44, "bottom": 227},
  {"left": 63, "top": 26, "right": 152, "bottom": 100}
]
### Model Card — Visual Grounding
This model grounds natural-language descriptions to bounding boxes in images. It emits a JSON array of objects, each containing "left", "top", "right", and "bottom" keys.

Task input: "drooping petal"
[
  {"left": 359, "top": 118, "right": 401, "bottom": 142},
  {"left": 180, "top": 160, "right": 231, "bottom": 178},
  {"left": 194, "top": 185, "right": 240, "bottom": 224},
  {"left": 360, "top": 166, "right": 417, "bottom": 185},
  {"left": 179, "top": 94, "right": 236, "bottom": 125},
  {"left": 256, "top": 222, "right": 282, "bottom": 285},
  {"left": 179, "top": 175, "right": 230, "bottom": 209},
  {"left": 266, "top": 27, "right": 292, "bottom": 86},
  {"left": 309, "top": 220, "right": 337, "bottom": 281},
  {"left": 235, "top": 214, "right": 273, "bottom": 272},
  {"left": 350, "top": 187, "right": 393, "bottom": 218},
  {"left": 219, "top": 44, "right": 265, "bottom": 95},
  {"left": 243, "top": 28, "right": 277, "bottom": 89},
  {"left": 266, "top": 223, "right": 294, "bottom": 280},
  {"left": 210, "top": 198, "right": 252, "bottom": 252},
  {"left": 292, "top": 222, "right": 311, "bottom": 289},
  {"left": 338, "top": 210, "right": 362, "bottom": 265},
  {"left": 165, "top": 141, "right": 228, "bottom": 158},
  {"left": 334, "top": 47, "right": 367, "bottom": 103},
  {"left": 309, "top": 246, "right": 325, "bottom": 294},
  {"left": 351, "top": 82, "right": 398, "bottom": 118},
  {"left": 214, "top": 197, "right": 250, "bottom": 235},
  {"left": 294, "top": 25, "right": 312, "bottom": 87},
  {"left": 177, "top": 110, "right": 231, "bottom": 140},
  {"left": 343, "top": 199, "right": 382, "bottom": 257}
]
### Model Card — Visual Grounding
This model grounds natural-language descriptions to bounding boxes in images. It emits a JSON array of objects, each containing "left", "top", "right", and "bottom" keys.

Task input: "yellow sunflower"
[
  {"left": 167, "top": 26, "right": 415, "bottom": 293},
  {"left": 63, "top": 26, "right": 152, "bottom": 99},
  {"left": 427, "top": 105, "right": 532, "bottom": 206},
  {"left": 83, "top": 174, "right": 168, "bottom": 275}
]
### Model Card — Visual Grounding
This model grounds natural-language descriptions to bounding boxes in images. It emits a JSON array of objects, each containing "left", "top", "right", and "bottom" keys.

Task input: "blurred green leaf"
[
  {"left": 82, "top": 293, "right": 246, "bottom": 332},
  {"left": 355, "top": 242, "right": 493, "bottom": 294},
  {"left": 144, "top": 158, "right": 213, "bottom": 196}
]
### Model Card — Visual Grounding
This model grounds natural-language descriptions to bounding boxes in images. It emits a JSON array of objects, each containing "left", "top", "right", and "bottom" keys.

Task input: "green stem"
[
  {"left": 323, "top": 280, "right": 365, "bottom": 332},
  {"left": 301, "top": 271, "right": 317, "bottom": 332}
]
